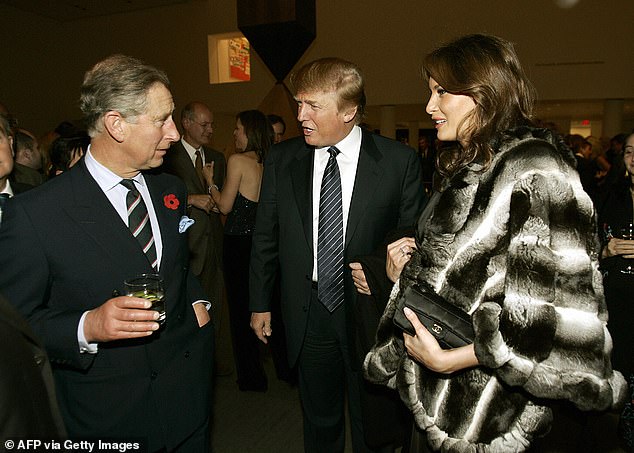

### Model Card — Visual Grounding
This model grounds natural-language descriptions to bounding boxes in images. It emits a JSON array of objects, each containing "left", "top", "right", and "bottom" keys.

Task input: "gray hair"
[{"left": 80, "top": 54, "right": 170, "bottom": 137}]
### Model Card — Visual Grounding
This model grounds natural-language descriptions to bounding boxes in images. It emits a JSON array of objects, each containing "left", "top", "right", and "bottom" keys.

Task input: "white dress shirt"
[
  {"left": 181, "top": 138, "right": 204, "bottom": 167},
  {"left": 311, "top": 125, "right": 362, "bottom": 282},
  {"left": 0, "top": 179, "right": 15, "bottom": 197}
]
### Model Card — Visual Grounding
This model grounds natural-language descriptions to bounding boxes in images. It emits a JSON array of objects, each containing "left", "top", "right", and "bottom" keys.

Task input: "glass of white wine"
[
  {"left": 620, "top": 223, "right": 634, "bottom": 274},
  {"left": 124, "top": 273, "right": 166, "bottom": 325}
]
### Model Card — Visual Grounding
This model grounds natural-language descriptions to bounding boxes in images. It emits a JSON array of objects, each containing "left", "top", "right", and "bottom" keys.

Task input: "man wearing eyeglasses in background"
[{"left": 162, "top": 101, "right": 232, "bottom": 376}]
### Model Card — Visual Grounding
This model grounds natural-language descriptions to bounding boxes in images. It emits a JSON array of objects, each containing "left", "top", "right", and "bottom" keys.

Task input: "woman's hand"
[
  {"left": 349, "top": 262, "right": 371, "bottom": 295},
  {"left": 403, "top": 307, "right": 479, "bottom": 374},
  {"left": 202, "top": 161, "right": 215, "bottom": 186},
  {"left": 386, "top": 237, "right": 416, "bottom": 282},
  {"left": 603, "top": 238, "right": 634, "bottom": 259}
]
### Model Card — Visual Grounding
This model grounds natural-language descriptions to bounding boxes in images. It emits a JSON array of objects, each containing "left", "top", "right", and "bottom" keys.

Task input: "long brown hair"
[
  {"left": 237, "top": 110, "right": 273, "bottom": 163},
  {"left": 423, "top": 34, "right": 536, "bottom": 177}
]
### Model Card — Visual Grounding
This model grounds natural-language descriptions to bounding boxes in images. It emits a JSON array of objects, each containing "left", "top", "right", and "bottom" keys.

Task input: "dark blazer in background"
[
  {"left": 0, "top": 294, "right": 66, "bottom": 438},
  {"left": 162, "top": 142, "right": 226, "bottom": 301},
  {"left": 8, "top": 178, "right": 35, "bottom": 195},
  {"left": 0, "top": 161, "right": 213, "bottom": 451},
  {"left": 12, "top": 162, "right": 44, "bottom": 187}
]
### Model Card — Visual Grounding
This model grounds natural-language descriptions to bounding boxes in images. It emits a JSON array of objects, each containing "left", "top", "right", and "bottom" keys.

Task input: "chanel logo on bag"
[{"left": 393, "top": 285, "right": 475, "bottom": 349}]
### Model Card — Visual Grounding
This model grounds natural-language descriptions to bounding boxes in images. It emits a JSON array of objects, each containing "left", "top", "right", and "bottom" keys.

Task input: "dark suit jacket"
[
  {"left": 162, "top": 142, "right": 226, "bottom": 278},
  {"left": 0, "top": 294, "right": 66, "bottom": 438},
  {"left": 12, "top": 163, "right": 44, "bottom": 187},
  {"left": 249, "top": 129, "right": 425, "bottom": 367},
  {"left": 9, "top": 178, "right": 35, "bottom": 195},
  {"left": 0, "top": 161, "right": 213, "bottom": 450}
]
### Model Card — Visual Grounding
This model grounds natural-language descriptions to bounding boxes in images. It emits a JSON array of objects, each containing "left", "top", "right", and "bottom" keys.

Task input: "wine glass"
[{"left": 620, "top": 223, "right": 634, "bottom": 274}]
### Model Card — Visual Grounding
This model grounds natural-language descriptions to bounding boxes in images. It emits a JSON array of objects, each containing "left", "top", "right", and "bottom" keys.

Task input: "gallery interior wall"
[{"left": 1, "top": 0, "right": 632, "bottom": 153}]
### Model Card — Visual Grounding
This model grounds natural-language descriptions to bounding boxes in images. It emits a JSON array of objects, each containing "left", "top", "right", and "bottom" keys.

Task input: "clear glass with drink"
[{"left": 124, "top": 273, "right": 166, "bottom": 324}]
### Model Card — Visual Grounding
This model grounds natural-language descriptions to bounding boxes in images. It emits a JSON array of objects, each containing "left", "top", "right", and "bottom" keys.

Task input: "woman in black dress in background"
[
  {"left": 598, "top": 132, "right": 634, "bottom": 381},
  {"left": 207, "top": 110, "right": 272, "bottom": 391},
  {"left": 598, "top": 132, "right": 634, "bottom": 451}
]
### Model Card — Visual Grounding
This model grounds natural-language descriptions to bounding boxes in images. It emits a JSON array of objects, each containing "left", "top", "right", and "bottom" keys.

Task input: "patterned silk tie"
[
  {"left": 120, "top": 179, "right": 158, "bottom": 270},
  {"left": 317, "top": 146, "right": 345, "bottom": 312},
  {"left": 194, "top": 149, "right": 205, "bottom": 186}
]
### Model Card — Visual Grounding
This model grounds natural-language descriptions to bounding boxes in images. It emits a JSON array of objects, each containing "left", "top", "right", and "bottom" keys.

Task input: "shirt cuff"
[
  {"left": 78, "top": 311, "right": 99, "bottom": 354},
  {"left": 192, "top": 300, "right": 212, "bottom": 311}
]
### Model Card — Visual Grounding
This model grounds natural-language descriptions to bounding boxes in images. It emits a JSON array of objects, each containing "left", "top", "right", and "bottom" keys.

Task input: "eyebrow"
[{"left": 296, "top": 98, "right": 322, "bottom": 108}]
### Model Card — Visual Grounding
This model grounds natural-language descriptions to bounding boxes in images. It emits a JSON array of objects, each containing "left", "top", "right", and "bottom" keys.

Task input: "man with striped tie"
[
  {"left": 250, "top": 58, "right": 425, "bottom": 453},
  {"left": 0, "top": 55, "right": 214, "bottom": 451}
]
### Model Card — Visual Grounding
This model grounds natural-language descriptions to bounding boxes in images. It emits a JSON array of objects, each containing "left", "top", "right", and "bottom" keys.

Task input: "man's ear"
[
  {"left": 181, "top": 117, "right": 190, "bottom": 132},
  {"left": 103, "top": 111, "right": 127, "bottom": 143},
  {"left": 342, "top": 106, "right": 358, "bottom": 124}
]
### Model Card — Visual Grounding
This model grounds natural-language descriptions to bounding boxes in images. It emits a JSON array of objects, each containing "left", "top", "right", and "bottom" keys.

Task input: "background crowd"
[{"left": 0, "top": 33, "right": 632, "bottom": 453}]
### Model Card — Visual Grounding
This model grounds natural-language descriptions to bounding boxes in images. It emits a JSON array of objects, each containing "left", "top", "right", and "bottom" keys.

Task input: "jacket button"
[
  {"left": 184, "top": 351, "right": 190, "bottom": 358},
  {"left": 33, "top": 355, "right": 45, "bottom": 366},
  {"left": 151, "top": 371, "right": 158, "bottom": 380}
]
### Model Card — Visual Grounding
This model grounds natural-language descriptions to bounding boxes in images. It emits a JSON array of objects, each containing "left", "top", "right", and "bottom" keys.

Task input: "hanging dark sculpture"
[{"left": 237, "top": 0, "right": 315, "bottom": 82}]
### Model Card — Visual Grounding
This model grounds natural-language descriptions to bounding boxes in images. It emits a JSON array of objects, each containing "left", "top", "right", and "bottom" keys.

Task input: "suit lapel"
[
  {"left": 145, "top": 174, "right": 179, "bottom": 277},
  {"left": 173, "top": 142, "right": 205, "bottom": 193},
  {"left": 290, "top": 142, "right": 315, "bottom": 252},
  {"left": 64, "top": 162, "right": 151, "bottom": 271},
  {"left": 346, "top": 131, "right": 383, "bottom": 248}
]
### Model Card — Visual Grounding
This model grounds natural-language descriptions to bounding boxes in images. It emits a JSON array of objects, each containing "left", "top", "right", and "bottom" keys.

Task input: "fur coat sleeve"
[{"left": 364, "top": 127, "right": 627, "bottom": 451}]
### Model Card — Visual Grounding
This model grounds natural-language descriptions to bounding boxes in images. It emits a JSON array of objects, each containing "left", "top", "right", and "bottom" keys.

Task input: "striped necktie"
[
  {"left": 317, "top": 146, "right": 345, "bottom": 312},
  {"left": 120, "top": 179, "right": 158, "bottom": 270}
]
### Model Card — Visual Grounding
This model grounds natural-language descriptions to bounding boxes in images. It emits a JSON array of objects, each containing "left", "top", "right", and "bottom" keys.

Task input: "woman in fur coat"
[{"left": 364, "top": 34, "right": 627, "bottom": 452}]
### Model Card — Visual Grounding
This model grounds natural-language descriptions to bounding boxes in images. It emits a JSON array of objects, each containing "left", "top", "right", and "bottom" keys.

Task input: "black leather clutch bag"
[{"left": 393, "top": 285, "right": 475, "bottom": 349}]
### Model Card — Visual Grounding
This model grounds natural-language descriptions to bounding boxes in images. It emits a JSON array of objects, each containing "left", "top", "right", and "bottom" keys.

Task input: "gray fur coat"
[{"left": 364, "top": 127, "right": 627, "bottom": 452}]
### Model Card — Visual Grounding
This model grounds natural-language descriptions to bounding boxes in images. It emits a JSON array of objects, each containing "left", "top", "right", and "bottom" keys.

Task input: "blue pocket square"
[{"left": 179, "top": 216, "right": 195, "bottom": 233}]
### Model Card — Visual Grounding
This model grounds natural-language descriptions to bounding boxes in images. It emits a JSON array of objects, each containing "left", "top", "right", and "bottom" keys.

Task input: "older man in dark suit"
[
  {"left": 250, "top": 58, "right": 425, "bottom": 453},
  {"left": 162, "top": 101, "right": 232, "bottom": 375},
  {"left": 0, "top": 55, "right": 213, "bottom": 451}
]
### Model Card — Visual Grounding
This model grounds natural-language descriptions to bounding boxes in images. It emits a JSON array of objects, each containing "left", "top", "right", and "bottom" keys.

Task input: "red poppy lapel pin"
[{"left": 163, "top": 194, "right": 179, "bottom": 210}]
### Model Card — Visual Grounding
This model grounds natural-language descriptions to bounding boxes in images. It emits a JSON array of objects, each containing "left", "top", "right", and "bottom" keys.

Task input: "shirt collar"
[
  {"left": 84, "top": 147, "right": 146, "bottom": 193},
  {"left": 316, "top": 125, "right": 361, "bottom": 157},
  {"left": 0, "top": 179, "right": 14, "bottom": 197},
  {"left": 181, "top": 138, "right": 200, "bottom": 161}
]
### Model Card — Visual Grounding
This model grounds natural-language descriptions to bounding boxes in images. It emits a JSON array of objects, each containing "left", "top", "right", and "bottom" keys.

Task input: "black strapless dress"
[{"left": 223, "top": 193, "right": 267, "bottom": 391}]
